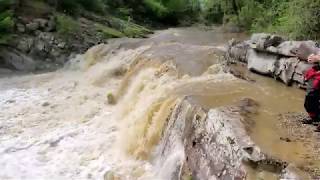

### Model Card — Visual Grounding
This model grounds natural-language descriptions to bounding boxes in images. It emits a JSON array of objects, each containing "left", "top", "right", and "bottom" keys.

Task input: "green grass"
[{"left": 95, "top": 23, "right": 125, "bottom": 38}]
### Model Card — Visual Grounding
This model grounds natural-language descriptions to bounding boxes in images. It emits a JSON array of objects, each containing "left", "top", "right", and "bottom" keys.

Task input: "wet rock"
[
  {"left": 42, "top": 102, "right": 50, "bottom": 107},
  {"left": 279, "top": 137, "right": 292, "bottom": 142},
  {"left": 247, "top": 49, "right": 278, "bottom": 75},
  {"left": 226, "top": 39, "right": 250, "bottom": 63},
  {"left": 183, "top": 99, "right": 265, "bottom": 179},
  {"left": 154, "top": 98, "right": 285, "bottom": 180},
  {"left": 0, "top": 47, "right": 36, "bottom": 71}
]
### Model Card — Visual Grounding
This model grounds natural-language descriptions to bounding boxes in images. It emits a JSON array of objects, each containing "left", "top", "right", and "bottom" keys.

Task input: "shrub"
[
  {"left": 56, "top": 14, "right": 80, "bottom": 36},
  {"left": 143, "top": 0, "right": 169, "bottom": 18},
  {"left": 0, "top": 0, "right": 15, "bottom": 43}
]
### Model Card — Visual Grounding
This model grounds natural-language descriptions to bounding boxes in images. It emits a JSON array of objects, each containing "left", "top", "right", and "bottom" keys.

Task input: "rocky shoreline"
[{"left": 226, "top": 33, "right": 317, "bottom": 88}]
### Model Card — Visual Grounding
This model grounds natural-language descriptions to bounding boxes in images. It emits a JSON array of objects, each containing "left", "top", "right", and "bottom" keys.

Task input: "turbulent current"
[{"left": 0, "top": 27, "right": 316, "bottom": 180}]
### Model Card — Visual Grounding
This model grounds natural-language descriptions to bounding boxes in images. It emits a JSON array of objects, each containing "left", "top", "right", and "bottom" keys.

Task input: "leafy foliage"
[
  {"left": 200, "top": 0, "right": 320, "bottom": 40},
  {"left": 0, "top": 0, "right": 14, "bottom": 43},
  {"left": 56, "top": 14, "right": 80, "bottom": 36}
]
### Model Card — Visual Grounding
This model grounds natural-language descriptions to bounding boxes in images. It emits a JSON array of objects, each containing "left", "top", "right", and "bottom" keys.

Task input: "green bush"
[
  {"left": 56, "top": 14, "right": 80, "bottom": 36},
  {"left": 0, "top": 0, "right": 15, "bottom": 43},
  {"left": 0, "top": 15, "right": 14, "bottom": 32},
  {"left": 143, "top": 0, "right": 169, "bottom": 18}
]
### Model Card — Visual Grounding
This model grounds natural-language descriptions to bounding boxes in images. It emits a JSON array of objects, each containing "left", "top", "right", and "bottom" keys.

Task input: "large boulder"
[
  {"left": 249, "top": 33, "right": 317, "bottom": 57},
  {"left": 250, "top": 33, "right": 285, "bottom": 50},
  {"left": 247, "top": 49, "right": 278, "bottom": 75},
  {"left": 227, "top": 33, "right": 317, "bottom": 87},
  {"left": 0, "top": 47, "right": 36, "bottom": 71},
  {"left": 226, "top": 39, "right": 250, "bottom": 63},
  {"left": 154, "top": 98, "right": 293, "bottom": 179}
]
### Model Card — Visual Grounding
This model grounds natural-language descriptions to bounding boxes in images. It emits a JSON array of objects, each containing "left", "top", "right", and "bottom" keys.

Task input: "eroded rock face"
[
  {"left": 226, "top": 33, "right": 317, "bottom": 87},
  {"left": 154, "top": 97, "right": 294, "bottom": 180}
]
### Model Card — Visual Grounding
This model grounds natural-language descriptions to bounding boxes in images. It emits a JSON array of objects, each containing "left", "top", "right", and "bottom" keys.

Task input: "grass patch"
[
  {"left": 95, "top": 23, "right": 125, "bottom": 38},
  {"left": 110, "top": 17, "right": 152, "bottom": 38}
]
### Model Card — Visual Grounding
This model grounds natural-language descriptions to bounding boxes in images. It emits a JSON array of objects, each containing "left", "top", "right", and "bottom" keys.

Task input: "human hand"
[{"left": 307, "top": 54, "right": 320, "bottom": 63}]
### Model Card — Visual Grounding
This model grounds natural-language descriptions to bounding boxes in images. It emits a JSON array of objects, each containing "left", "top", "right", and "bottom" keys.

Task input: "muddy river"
[{"left": 0, "top": 26, "right": 317, "bottom": 180}]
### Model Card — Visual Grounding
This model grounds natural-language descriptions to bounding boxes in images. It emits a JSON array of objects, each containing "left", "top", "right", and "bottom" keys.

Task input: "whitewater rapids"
[{"left": 0, "top": 27, "right": 249, "bottom": 179}]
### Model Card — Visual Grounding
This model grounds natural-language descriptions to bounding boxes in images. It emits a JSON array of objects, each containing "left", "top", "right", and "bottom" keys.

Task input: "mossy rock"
[{"left": 107, "top": 92, "right": 116, "bottom": 105}]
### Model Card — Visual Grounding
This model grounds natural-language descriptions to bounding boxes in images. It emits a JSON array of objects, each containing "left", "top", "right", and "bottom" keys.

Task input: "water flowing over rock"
[{"left": 1, "top": 28, "right": 318, "bottom": 180}]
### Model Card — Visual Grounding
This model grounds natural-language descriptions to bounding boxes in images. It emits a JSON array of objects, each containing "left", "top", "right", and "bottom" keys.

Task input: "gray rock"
[
  {"left": 293, "top": 61, "right": 313, "bottom": 85},
  {"left": 0, "top": 68, "right": 13, "bottom": 74},
  {"left": 226, "top": 39, "right": 250, "bottom": 63},
  {"left": 16, "top": 23, "right": 25, "bottom": 33},
  {"left": 17, "top": 38, "right": 34, "bottom": 53},
  {"left": 34, "top": 18, "right": 48, "bottom": 29},
  {"left": 153, "top": 98, "right": 287, "bottom": 180},
  {"left": 45, "top": 16, "right": 56, "bottom": 32},
  {"left": 250, "top": 33, "right": 285, "bottom": 50},
  {"left": 249, "top": 33, "right": 317, "bottom": 57},
  {"left": 275, "top": 57, "right": 299, "bottom": 85},
  {"left": 57, "top": 42, "right": 66, "bottom": 49},
  {"left": 0, "top": 47, "right": 36, "bottom": 71},
  {"left": 247, "top": 49, "right": 278, "bottom": 75},
  {"left": 26, "top": 22, "right": 39, "bottom": 32},
  {"left": 50, "top": 47, "right": 61, "bottom": 58},
  {"left": 271, "top": 40, "right": 317, "bottom": 57}
]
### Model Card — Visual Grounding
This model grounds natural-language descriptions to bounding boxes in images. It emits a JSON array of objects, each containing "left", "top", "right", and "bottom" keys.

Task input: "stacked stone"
[{"left": 227, "top": 33, "right": 317, "bottom": 86}]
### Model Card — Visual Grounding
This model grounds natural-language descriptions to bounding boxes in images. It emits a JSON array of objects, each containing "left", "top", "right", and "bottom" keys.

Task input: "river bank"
[{"left": 1, "top": 27, "right": 319, "bottom": 179}]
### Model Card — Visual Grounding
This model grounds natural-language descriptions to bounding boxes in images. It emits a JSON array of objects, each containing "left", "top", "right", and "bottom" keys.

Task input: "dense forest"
[{"left": 1, "top": 0, "right": 320, "bottom": 41}]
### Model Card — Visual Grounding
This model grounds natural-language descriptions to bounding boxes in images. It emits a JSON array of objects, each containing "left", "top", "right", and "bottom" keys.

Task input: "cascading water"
[{"left": 0, "top": 27, "right": 318, "bottom": 180}]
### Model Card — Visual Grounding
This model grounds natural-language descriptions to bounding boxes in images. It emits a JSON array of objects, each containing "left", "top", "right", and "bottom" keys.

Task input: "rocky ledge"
[
  {"left": 153, "top": 97, "right": 306, "bottom": 179},
  {"left": 226, "top": 33, "right": 317, "bottom": 88}
]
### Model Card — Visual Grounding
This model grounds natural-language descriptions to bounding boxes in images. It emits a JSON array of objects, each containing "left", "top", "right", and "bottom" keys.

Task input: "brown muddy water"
[
  {"left": 149, "top": 27, "right": 313, "bottom": 179},
  {"left": 0, "top": 26, "right": 316, "bottom": 180}
]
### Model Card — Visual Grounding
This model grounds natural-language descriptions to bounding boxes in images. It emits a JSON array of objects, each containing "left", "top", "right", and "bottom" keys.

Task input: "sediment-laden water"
[{"left": 0, "top": 27, "right": 317, "bottom": 180}]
